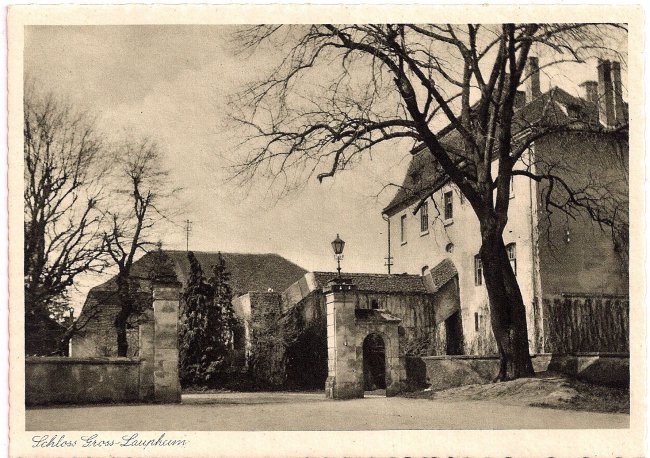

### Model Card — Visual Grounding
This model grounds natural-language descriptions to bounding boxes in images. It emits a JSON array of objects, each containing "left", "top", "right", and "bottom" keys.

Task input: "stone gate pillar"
[
  {"left": 152, "top": 281, "right": 182, "bottom": 403},
  {"left": 325, "top": 280, "right": 363, "bottom": 399}
]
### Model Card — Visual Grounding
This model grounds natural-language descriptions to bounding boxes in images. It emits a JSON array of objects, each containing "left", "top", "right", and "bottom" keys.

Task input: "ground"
[
  {"left": 405, "top": 372, "right": 630, "bottom": 414},
  {"left": 27, "top": 388, "right": 629, "bottom": 431}
]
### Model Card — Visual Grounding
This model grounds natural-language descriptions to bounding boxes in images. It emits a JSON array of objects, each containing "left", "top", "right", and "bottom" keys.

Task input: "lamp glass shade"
[{"left": 331, "top": 234, "right": 345, "bottom": 255}]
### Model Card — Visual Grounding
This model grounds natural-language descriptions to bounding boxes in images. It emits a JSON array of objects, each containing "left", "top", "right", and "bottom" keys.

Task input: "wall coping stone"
[
  {"left": 411, "top": 353, "right": 629, "bottom": 361},
  {"left": 26, "top": 356, "right": 141, "bottom": 365},
  {"left": 419, "top": 355, "right": 500, "bottom": 361},
  {"left": 565, "top": 352, "right": 630, "bottom": 358},
  {"left": 555, "top": 292, "right": 629, "bottom": 299}
]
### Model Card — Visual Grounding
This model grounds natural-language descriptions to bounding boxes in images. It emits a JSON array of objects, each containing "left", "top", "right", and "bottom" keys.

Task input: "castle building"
[{"left": 382, "top": 58, "right": 629, "bottom": 355}]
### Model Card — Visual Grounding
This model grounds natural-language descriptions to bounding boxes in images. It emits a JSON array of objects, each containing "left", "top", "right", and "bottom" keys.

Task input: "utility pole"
[
  {"left": 185, "top": 219, "right": 192, "bottom": 252},
  {"left": 384, "top": 254, "right": 393, "bottom": 274},
  {"left": 383, "top": 214, "right": 393, "bottom": 274}
]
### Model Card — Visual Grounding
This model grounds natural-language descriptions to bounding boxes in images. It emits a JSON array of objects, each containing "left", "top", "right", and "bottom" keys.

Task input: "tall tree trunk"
[
  {"left": 114, "top": 274, "right": 133, "bottom": 357},
  {"left": 480, "top": 229, "right": 535, "bottom": 381},
  {"left": 115, "top": 311, "right": 129, "bottom": 357}
]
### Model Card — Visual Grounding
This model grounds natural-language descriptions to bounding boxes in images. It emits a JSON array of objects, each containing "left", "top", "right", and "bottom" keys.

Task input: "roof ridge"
[
  {"left": 312, "top": 271, "right": 422, "bottom": 278},
  {"left": 164, "top": 249, "right": 286, "bottom": 257}
]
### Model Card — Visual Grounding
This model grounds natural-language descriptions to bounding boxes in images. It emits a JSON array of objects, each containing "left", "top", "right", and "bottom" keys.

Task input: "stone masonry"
[
  {"left": 325, "top": 285, "right": 363, "bottom": 399},
  {"left": 152, "top": 282, "right": 182, "bottom": 403},
  {"left": 325, "top": 282, "right": 404, "bottom": 399}
]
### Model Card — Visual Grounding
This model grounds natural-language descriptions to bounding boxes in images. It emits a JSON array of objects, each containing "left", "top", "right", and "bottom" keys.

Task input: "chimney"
[
  {"left": 579, "top": 81, "right": 598, "bottom": 104},
  {"left": 611, "top": 61, "right": 625, "bottom": 125},
  {"left": 525, "top": 56, "right": 541, "bottom": 102},
  {"left": 597, "top": 59, "right": 615, "bottom": 127}
]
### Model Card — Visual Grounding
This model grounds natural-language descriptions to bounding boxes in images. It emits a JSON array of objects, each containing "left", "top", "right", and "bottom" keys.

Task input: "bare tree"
[
  {"left": 24, "top": 87, "right": 108, "bottom": 355},
  {"left": 103, "top": 137, "right": 176, "bottom": 356},
  {"left": 232, "top": 24, "right": 628, "bottom": 379}
]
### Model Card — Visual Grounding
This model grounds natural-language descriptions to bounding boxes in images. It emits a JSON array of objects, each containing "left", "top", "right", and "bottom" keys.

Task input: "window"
[
  {"left": 371, "top": 299, "right": 379, "bottom": 310},
  {"left": 506, "top": 243, "right": 517, "bottom": 276},
  {"left": 400, "top": 214, "right": 407, "bottom": 244},
  {"left": 474, "top": 255, "right": 483, "bottom": 286},
  {"left": 421, "top": 265, "right": 429, "bottom": 276},
  {"left": 474, "top": 312, "right": 480, "bottom": 332},
  {"left": 420, "top": 201, "right": 429, "bottom": 233},
  {"left": 567, "top": 104, "right": 580, "bottom": 119},
  {"left": 509, "top": 175, "right": 515, "bottom": 198},
  {"left": 444, "top": 191, "right": 453, "bottom": 220}
]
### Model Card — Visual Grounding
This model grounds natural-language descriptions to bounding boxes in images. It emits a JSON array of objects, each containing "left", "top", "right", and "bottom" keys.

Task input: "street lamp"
[{"left": 331, "top": 234, "right": 345, "bottom": 277}]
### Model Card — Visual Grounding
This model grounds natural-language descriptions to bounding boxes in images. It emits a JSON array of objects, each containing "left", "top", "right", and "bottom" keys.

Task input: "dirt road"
[{"left": 26, "top": 391, "right": 629, "bottom": 430}]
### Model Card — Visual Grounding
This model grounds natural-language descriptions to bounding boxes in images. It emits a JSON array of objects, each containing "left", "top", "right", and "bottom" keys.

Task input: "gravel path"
[{"left": 27, "top": 392, "right": 628, "bottom": 431}]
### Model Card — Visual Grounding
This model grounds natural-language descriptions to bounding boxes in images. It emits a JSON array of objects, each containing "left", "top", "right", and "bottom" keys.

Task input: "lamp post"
[{"left": 331, "top": 234, "right": 345, "bottom": 277}]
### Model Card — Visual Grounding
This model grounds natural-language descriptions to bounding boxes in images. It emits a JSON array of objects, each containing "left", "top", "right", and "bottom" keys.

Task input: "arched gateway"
[
  {"left": 363, "top": 333, "right": 386, "bottom": 391},
  {"left": 324, "top": 280, "right": 404, "bottom": 399}
]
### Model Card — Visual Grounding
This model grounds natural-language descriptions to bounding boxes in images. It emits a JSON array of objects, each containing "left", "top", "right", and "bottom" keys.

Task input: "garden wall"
[
  {"left": 27, "top": 281, "right": 182, "bottom": 406},
  {"left": 25, "top": 357, "right": 144, "bottom": 406},
  {"left": 405, "top": 353, "right": 628, "bottom": 390}
]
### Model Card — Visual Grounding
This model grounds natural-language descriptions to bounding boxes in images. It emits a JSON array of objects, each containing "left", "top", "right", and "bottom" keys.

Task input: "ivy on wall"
[{"left": 247, "top": 294, "right": 287, "bottom": 388}]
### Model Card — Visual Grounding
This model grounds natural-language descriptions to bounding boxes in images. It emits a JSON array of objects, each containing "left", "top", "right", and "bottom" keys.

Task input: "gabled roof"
[
  {"left": 382, "top": 87, "right": 601, "bottom": 216},
  {"left": 164, "top": 250, "right": 308, "bottom": 296},
  {"left": 311, "top": 271, "right": 429, "bottom": 294},
  {"left": 81, "top": 250, "right": 308, "bottom": 311},
  {"left": 423, "top": 258, "right": 458, "bottom": 293}
]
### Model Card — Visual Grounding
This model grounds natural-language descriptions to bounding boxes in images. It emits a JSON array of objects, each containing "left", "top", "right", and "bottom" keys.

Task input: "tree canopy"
[{"left": 232, "top": 23, "right": 628, "bottom": 380}]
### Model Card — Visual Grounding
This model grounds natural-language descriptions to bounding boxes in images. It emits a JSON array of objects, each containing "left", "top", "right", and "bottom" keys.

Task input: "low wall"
[
  {"left": 26, "top": 357, "right": 145, "bottom": 406},
  {"left": 547, "top": 353, "right": 629, "bottom": 387},
  {"left": 406, "top": 353, "right": 627, "bottom": 391}
]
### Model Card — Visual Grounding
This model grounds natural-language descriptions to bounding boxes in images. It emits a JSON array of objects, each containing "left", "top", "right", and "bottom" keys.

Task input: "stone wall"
[
  {"left": 543, "top": 294, "right": 629, "bottom": 353},
  {"left": 28, "top": 282, "right": 182, "bottom": 406},
  {"left": 405, "top": 353, "right": 628, "bottom": 390},
  {"left": 26, "top": 357, "right": 142, "bottom": 406},
  {"left": 547, "top": 353, "right": 629, "bottom": 387}
]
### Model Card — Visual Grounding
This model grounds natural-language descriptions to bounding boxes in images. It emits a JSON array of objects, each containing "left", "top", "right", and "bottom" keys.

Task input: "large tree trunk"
[
  {"left": 115, "top": 310, "right": 129, "bottom": 357},
  {"left": 480, "top": 229, "right": 535, "bottom": 381},
  {"left": 114, "top": 274, "right": 133, "bottom": 357}
]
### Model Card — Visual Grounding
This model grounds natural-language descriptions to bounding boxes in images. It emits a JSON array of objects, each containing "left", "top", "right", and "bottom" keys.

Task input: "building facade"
[{"left": 382, "top": 58, "right": 629, "bottom": 356}]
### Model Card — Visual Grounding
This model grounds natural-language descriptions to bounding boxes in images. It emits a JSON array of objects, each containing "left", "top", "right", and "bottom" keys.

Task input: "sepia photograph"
[{"left": 7, "top": 4, "right": 645, "bottom": 457}]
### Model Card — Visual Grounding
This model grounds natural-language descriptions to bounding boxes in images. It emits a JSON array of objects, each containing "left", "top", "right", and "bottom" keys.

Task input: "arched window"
[{"left": 421, "top": 265, "right": 429, "bottom": 276}]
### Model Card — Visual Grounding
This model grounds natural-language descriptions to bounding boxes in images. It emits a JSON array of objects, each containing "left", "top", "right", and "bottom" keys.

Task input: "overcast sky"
[{"left": 24, "top": 25, "right": 626, "bottom": 312}]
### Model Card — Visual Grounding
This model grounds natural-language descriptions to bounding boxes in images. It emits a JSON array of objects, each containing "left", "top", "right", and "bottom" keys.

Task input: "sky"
[{"left": 23, "top": 25, "right": 627, "bottom": 313}]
